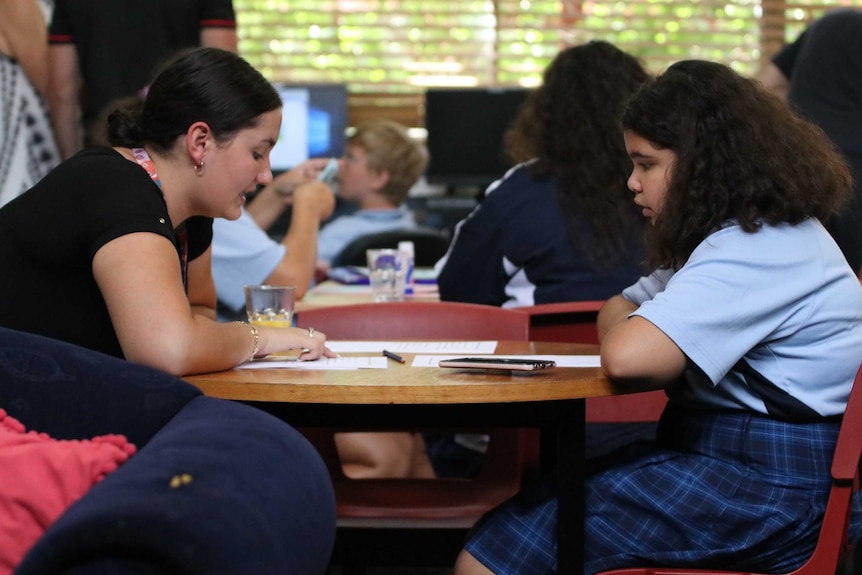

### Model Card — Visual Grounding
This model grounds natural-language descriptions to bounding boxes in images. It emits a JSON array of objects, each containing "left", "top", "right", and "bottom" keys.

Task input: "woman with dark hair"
[
  {"left": 436, "top": 40, "right": 648, "bottom": 308},
  {"left": 430, "top": 40, "right": 651, "bottom": 481},
  {"left": 455, "top": 60, "right": 862, "bottom": 575},
  {"left": 0, "top": 47, "right": 335, "bottom": 375}
]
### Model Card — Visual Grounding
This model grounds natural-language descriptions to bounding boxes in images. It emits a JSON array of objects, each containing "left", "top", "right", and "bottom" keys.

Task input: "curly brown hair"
[
  {"left": 622, "top": 60, "right": 853, "bottom": 271},
  {"left": 504, "top": 41, "right": 650, "bottom": 270}
]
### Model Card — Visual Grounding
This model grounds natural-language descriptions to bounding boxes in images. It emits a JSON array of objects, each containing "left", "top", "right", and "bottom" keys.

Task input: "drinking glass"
[
  {"left": 366, "top": 249, "right": 406, "bottom": 302},
  {"left": 244, "top": 285, "right": 296, "bottom": 328}
]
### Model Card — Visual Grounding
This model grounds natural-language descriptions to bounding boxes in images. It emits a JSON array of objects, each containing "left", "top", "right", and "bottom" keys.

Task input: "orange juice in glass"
[{"left": 244, "top": 285, "right": 296, "bottom": 328}]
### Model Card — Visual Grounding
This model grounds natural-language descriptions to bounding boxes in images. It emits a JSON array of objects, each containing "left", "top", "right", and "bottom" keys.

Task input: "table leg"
[
  {"left": 249, "top": 399, "right": 589, "bottom": 572},
  {"left": 556, "top": 399, "right": 585, "bottom": 575}
]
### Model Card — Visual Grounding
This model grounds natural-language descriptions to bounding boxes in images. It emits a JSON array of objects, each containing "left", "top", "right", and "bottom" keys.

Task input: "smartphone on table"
[{"left": 438, "top": 357, "right": 556, "bottom": 371}]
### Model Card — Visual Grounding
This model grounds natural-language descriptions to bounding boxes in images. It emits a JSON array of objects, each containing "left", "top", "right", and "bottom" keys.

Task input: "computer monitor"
[
  {"left": 424, "top": 87, "right": 530, "bottom": 187},
  {"left": 269, "top": 83, "right": 349, "bottom": 173}
]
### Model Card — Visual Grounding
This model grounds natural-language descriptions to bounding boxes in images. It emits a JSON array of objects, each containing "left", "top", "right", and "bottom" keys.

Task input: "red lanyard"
[{"left": 131, "top": 148, "right": 189, "bottom": 291}]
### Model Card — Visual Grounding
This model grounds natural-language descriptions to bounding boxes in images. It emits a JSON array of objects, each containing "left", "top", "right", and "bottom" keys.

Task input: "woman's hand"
[{"left": 255, "top": 326, "right": 338, "bottom": 361}]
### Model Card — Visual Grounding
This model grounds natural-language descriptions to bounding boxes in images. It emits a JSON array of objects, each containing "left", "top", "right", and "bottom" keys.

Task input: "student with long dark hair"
[
  {"left": 455, "top": 60, "right": 862, "bottom": 575},
  {"left": 436, "top": 41, "right": 647, "bottom": 308},
  {"left": 432, "top": 40, "right": 651, "bottom": 480}
]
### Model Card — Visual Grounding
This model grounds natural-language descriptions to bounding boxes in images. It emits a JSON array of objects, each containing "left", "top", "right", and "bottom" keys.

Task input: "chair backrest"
[
  {"left": 519, "top": 300, "right": 605, "bottom": 345},
  {"left": 518, "top": 300, "right": 667, "bottom": 423},
  {"left": 295, "top": 301, "right": 532, "bottom": 521},
  {"left": 803, "top": 362, "right": 862, "bottom": 574},
  {"left": 297, "top": 301, "right": 529, "bottom": 341},
  {"left": 330, "top": 227, "right": 450, "bottom": 268}
]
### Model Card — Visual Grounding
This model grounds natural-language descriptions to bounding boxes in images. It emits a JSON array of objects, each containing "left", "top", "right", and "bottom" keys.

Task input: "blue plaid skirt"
[{"left": 465, "top": 405, "right": 861, "bottom": 575}]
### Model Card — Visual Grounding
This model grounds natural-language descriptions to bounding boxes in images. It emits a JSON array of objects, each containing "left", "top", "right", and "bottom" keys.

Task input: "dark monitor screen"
[
  {"left": 269, "top": 83, "right": 348, "bottom": 172},
  {"left": 424, "top": 87, "right": 530, "bottom": 186}
]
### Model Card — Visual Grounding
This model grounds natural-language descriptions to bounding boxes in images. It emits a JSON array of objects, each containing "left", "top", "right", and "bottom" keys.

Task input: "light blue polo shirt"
[
  {"left": 623, "top": 219, "right": 862, "bottom": 417},
  {"left": 211, "top": 208, "right": 286, "bottom": 313},
  {"left": 317, "top": 206, "right": 417, "bottom": 264}
]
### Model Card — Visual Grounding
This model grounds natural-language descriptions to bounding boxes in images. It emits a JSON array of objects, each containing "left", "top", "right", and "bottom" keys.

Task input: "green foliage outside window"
[{"left": 233, "top": 0, "right": 862, "bottom": 98}]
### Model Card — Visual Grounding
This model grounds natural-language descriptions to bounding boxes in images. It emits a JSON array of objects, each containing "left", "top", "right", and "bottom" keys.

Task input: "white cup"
[
  {"left": 366, "top": 249, "right": 406, "bottom": 302},
  {"left": 244, "top": 285, "right": 296, "bottom": 327}
]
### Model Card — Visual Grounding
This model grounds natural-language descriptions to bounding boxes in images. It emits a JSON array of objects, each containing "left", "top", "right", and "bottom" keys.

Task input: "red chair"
[
  {"left": 295, "top": 301, "right": 532, "bottom": 569},
  {"left": 519, "top": 300, "right": 605, "bottom": 345},
  {"left": 518, "top": 301, "right": 667, "bottom": 422},
  {"left": 596, "top": 362, "right": 862, "bottom": 575}
]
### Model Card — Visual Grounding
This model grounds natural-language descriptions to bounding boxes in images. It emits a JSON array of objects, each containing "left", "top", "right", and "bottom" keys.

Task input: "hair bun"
[{"left": 106, "top": 98, "right": 146, "bottom": 147}]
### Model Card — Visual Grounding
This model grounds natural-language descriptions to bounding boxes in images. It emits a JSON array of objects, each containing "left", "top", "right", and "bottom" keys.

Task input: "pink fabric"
[{"left": 0, "top": 409, "right": 136, "bottom": 574}]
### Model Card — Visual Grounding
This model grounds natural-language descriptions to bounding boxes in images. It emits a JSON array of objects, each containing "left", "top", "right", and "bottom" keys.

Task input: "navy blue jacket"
[{"left": 437, "top": 163, "right": 644, "bottom": 307}]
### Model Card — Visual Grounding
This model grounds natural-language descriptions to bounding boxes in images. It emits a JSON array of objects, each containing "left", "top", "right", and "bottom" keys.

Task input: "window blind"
[{"left": 233, "top": 0, "right": 862, "bottom": 127}]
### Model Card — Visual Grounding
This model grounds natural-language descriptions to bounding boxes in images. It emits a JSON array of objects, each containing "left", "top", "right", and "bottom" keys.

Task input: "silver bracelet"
[{"left": 234, "top": 321, "right": 260, "bottom": 362}]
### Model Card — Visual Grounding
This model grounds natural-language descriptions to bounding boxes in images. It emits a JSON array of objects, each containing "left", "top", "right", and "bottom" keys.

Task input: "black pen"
[{"left": 382, "top": 349, "right": 405, "bottom": 363}]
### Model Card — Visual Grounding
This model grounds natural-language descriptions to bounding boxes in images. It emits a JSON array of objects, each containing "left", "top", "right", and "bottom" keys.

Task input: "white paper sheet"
[
  {"left": 325, "top": 341, "right": 497, "bottom": 354},
  {"left": 411, "top": 355, "right": 601, "bottom": 368},
  {"left": 237, "top": 356, "right": 388, "bottom": 370},
  {"left": 233, "top": 349, "right": 600, "bottom": 370}
]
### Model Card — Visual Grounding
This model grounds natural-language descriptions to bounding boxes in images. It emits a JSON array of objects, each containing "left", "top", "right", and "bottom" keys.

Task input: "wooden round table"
[{"left": 184, "top": 340, "right": 629, "bottom": 575}]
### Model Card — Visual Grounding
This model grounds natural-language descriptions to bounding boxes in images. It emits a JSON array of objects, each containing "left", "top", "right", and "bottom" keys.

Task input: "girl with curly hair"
[
  {"left": 430, "top": 41, "right": 651, "bottom": 480},
  {"left": 456, "top": 60, "right": 862, "bottom": 575},
  {"left": 436, "top": 41, "right": 648, "bottom": 308}
]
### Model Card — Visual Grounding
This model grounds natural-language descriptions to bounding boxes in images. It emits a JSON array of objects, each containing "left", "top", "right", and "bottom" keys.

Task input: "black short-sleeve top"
[{"left": 0, "top": 147, "right": 213, "bottom": 357}]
